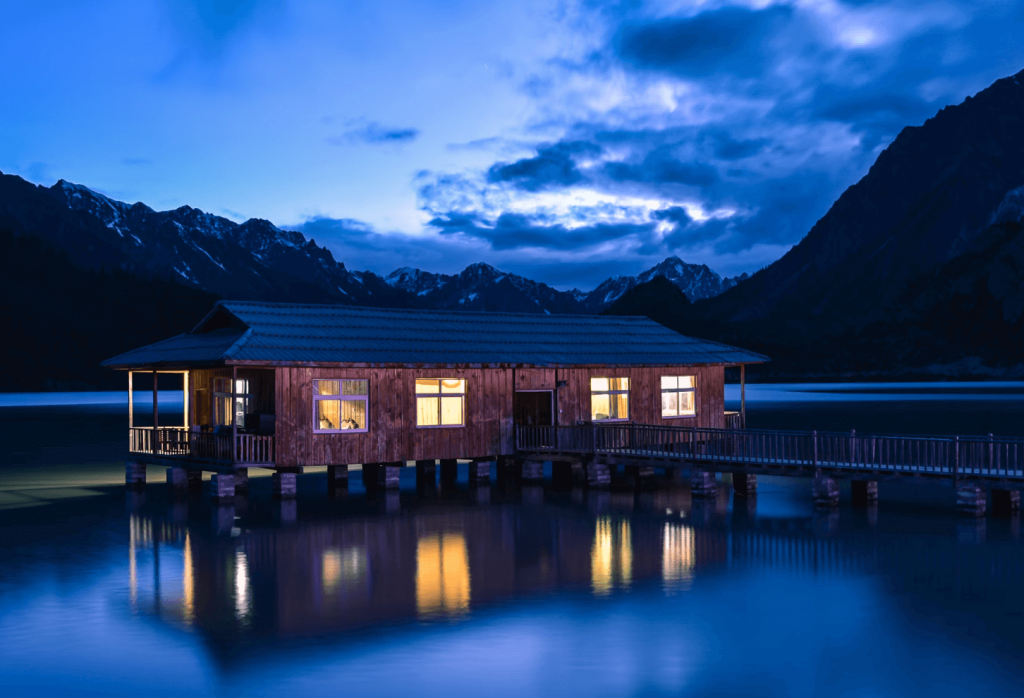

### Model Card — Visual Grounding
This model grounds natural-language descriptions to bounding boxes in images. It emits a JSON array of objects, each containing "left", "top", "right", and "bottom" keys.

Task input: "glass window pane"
[
  {"left": 416, "top": 379, "right": 440, "bottom": 394},
  {"left": 679, "top": 376, "right": 694, "bottom": 389},
  {"left": 417, "top": 397, "right": 440, "bottom": 426},
  {"left": 441, "top": 379, "right": 465, "bottom": 394},
  {"left": 610, "top": 377, "right": 629, "bottom": 391},
  {"left": 662, "top": 391, "right": 678, "bottom": 417},
  {"left": 591, "top": 394, "right": 611, "bottom": 421},
  {"left": 680, "top": 391, "right": 695, "bottom": 415},
  {"left": 591, "top": 377, "right": 609, "bottom": 392},
  {"left": 236, "top": 379, "right": 249, "bottom": 394},
  {"left": 340, "top": 399, "right": 366, "bottom": 429},
  {"left": 317, "top": 380, "right": 340, "bottom": 396},
  {"left": 661, "top": 376, "right": 677, "bottom": 390},
  {"left": 317, "top": 400, "right": 341, "bottom": 430},
  {"left": 342, "top": 380, "right": 368, "bottom": 396},
  {"left": 615, "top": 393, "right": 629, "bottom": 420},
  {"left": 440, "top": 397, "right": 464, "bottom": 425}
]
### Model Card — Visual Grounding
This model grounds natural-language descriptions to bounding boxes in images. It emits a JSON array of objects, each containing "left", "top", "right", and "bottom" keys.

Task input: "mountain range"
[
  {"left": 4, "top": 66, "right": 1024, "bottom": 387},
  {"left": 667, "top": 67, "right": 1024, "bottom": 379},
  {"left": 0, "top": 173, "right": 743, "bottom": 316}
]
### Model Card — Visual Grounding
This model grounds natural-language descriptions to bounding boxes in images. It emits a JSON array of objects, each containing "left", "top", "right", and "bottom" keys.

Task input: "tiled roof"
[{"left": 102, "top": 301, "right": 769, "bottom": 368}]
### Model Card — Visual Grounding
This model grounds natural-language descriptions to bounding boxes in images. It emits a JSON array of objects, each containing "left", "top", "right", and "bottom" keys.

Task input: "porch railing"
[
  {"left": 128, "top": 427, "right": 274, "bottom": 464},
  {"left": 515, "top": 423, "right": 1024, "bottom": 482}
]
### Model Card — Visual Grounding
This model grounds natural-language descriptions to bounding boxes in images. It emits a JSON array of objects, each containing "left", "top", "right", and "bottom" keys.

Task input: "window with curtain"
[
  {"left": 214, "top": 378, "right": 251, "bottom": 427},
  {"left": 590, "top": 377, "right": 629, "bottom": 421},
  {"left": 415, "top": 379, "right": 465, "bottom": 427},
  {"left": 314, "top": 379, "right": 369, "bottom": 433},
  {"left": 661, "top": 375, "right": 696, "bottom": 417}
]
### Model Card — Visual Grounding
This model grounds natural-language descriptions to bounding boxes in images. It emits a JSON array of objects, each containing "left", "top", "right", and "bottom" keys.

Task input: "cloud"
[
  {"left": 614, "top": 5, "right": 796, "bottom": 79},
  {"left": 331, "top": 121, "right": 420, "bottom": 145},
  {"left": 487, "top": 141, "right": 601, "bottom": 191}
]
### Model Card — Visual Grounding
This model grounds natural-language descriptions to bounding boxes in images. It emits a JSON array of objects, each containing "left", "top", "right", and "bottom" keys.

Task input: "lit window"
[
  {"left": 314, "top": 379, "right": 369, "bottom": 433},
  {"left": 661, "top": 376, "right": 695, "bottom": 417},
  {"left": 214, "top": 378, "right": 251, "bottom": 427},
  {"left": 416, "top": 379, "right": 465, "bottom": 427},
  {"left": 590, "top": 377, "right": 629, "bottom": 421}
]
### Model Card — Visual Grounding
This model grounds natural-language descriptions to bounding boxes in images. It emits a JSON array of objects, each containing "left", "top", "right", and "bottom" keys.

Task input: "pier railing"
[
  {"left": 515, "top": 424, "right": 1024, "bottom": 482},
  {"left": 128, "top": 427, "right": 274, "bottom": 464}
]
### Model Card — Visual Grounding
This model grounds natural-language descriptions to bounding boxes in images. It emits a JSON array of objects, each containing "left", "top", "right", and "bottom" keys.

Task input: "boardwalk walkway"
[{"left": 515, "top": 424, "right": 1024, "bottom": 487}]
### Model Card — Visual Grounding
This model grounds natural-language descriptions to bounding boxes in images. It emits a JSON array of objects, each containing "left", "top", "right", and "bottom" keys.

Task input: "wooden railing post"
[
  {"left": 812, "top": 430, "right": 818, "bottom": 468},
  {"left": 988, "top": 433, "right": 994, "bottom": 475},
  {"left": 152, "top": 370, "right": 159, "bottom": 455},
  {"left": 850, "top": 429, "right": 856, "bottom": 467},
  {"left": 953, "top": 436, "right": 959, "bottom": 484}
]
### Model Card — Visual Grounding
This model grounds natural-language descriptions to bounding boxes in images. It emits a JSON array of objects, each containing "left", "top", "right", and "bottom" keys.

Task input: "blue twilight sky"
[{"left": 2, "top": 1, "right": 1023, "bottom": 289}]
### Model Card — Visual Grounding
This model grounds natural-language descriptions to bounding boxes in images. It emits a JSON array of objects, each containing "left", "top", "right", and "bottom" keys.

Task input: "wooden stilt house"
[{"left": 103, "top": 301, "right": 767, "bottom": 472}]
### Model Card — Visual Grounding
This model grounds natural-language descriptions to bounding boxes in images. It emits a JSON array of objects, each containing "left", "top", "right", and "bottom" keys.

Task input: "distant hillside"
[
  {"left": 684, "top": 68, "right": 1024, "bottom": 378},
  {"left": 0, "top": 224, "right": 218, "bottom": 391},
  {"left": 601, "top": 275, "right": 691, "bottom": 327}
]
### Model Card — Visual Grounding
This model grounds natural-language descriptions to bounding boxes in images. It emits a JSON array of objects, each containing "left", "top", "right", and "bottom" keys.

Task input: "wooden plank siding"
[{"left": 272, "top": 364, "right": 726, "bottom": 467}]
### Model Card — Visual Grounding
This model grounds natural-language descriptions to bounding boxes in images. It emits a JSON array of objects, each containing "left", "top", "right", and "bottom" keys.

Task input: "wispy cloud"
[{"left": 330, "top": 121, "right": 420, "bottom": 146}]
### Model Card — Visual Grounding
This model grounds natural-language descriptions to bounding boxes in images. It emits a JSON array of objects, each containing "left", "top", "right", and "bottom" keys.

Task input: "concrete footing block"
[
  {"left": 691, "top": 469, "right": 716, "bottom": 498},
  {"left": 521, "top": 460, "right": 545, "bottom": 483},
  {"left": 125, "top": 461, "right": 146, "bottom": 489},
  {"left": 167, "top": 466, "right": 189, "bottom": 492},
  {"left": 992, "top": 489, "right": 1020, "bottom": 517},
  {"left": 364, "top": 463, "right": 401, "bottom": 490},
  {"left": 813, "top": 475, "right": 839, "bottom": 508},
  {"left": 957, "top": 486, "right": 986, "bottom": 517},
  {"left": 211, "top": 474, "right": 235, "bottom": 501},
  {"left": 468, "top": 459, "right": 493, "bottom": 484},
  {"left": 273, "top": 472, "right": 297, "bottom": 499},
  {"left": 328, "top": 465, "right": 349, "bottom": 489},
  {"left": 851, "top": 480, "right": 878, "bottom": 506},
  {"left": 733, "top": 472, "right": 757, "bottom": 496},
  {"left": 439, "top": 459, "right": 459, "bottom": 485},
  {"left": 586, "top": 461, "right": 611, "bottom": 488},
  {"left": 415, "top": 460, "right": 436, "bottom": 487}
]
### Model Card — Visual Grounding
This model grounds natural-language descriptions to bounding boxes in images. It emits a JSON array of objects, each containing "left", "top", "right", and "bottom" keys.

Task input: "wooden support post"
[
  {"left": 992, "top": 489, "right": 1020, "bottom": 517},
  {"left": 851, "top": 480, "right": 878, "bottom": 506},
  {"left": 231, "top": 366, "right": 238, "bottom": 464},
  {"left": 128, "top": 371, "right": 134, "bottom": 429},
  {"left": 364, "top": 462, "right": 401, "bottom": 490},
  {"left": 152, "top": 370, "right": 159, "bottom": 454},
  {"left": 734, "top": 472, "right": 757, "bottom": 496},
  {"left": 439, "top": 459, "right": 459, "bottom": 484},
  {"left": 187, "top": 470, "right": 203, "bottom": 491},
  {"left": 233, "top": 468, "right": 249, "bottom": 493},
  {"left": 625, "top": 464, "right": 655, "bottom": 490},
  {"left": 551, "top": 460, "right": 577, "bottom": 488},
  {"left": 183, "top": 371, "right": 190, "bottom": 430},
  {"left": 740, "top": 364, "right": 746, "bottom": 429}
]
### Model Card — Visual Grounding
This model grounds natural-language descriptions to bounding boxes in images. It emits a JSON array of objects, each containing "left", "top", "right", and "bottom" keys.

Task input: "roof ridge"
[{"left": 219, "top": 300, "right": 652, "bottom": 322}]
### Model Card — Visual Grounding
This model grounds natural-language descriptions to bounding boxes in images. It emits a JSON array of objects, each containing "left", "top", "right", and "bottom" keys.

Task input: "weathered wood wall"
[{"left": 273, "top": 364, "right": 725, "bottom": 467}]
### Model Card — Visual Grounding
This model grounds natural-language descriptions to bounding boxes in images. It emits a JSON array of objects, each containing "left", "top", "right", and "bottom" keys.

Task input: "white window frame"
[
  {"left": 661, "top": 375, "right": 696, "bottom": 419},
  {"left": 214, "top": 377, "right": 250, "bottom": 427},
  {"left": 313, "top": 379, "right": 369, "bottom": 434},
  {"left": 590, "top": 377, "right": 630, "bottom": 422},
  {"left": 415, "top": 378, "right": 466, "bottom": 428}
]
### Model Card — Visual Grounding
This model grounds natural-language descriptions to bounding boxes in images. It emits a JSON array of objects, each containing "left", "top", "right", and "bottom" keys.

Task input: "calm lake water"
[{"left": 3, "top": 383, "right": 1024, "bottom": 697}]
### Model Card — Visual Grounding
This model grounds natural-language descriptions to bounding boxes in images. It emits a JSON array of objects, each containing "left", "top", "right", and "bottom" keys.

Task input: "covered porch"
[{"left": 126, "top": 367, "right": 276, "bottom": 467}]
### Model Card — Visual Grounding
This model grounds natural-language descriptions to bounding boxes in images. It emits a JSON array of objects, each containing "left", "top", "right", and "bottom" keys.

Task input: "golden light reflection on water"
[
  {"left": 591, "top": 517, "right": 632, "bottom": 596},
  {"left": 234, "top": 550, "right": 251, "bottom": 623},
  {"left": 183, "top": 532, "right": 194, "bottom": 627},
  {"left": 662, "top": 523, "right": 695, "bottom": 593},
  {"left": 322, "top": 547, "right": 367, "bottom": 594},
  {"left": 416, "top": 533, "right": 470, "bottom": 618},
  {"left": 128, "top": 515, "right": 152, "bottom": 612}
]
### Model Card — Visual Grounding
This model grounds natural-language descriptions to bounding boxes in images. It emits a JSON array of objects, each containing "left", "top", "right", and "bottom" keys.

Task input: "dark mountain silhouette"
[
  {"left": 601, "top": 275, "right": 692, "bottom": 328},
  {"left": 686, "top": 68, "right": 1024, "bottom": 378},
  {"left": 0, "top": 224, "right": 218, "bottom": 391}
]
